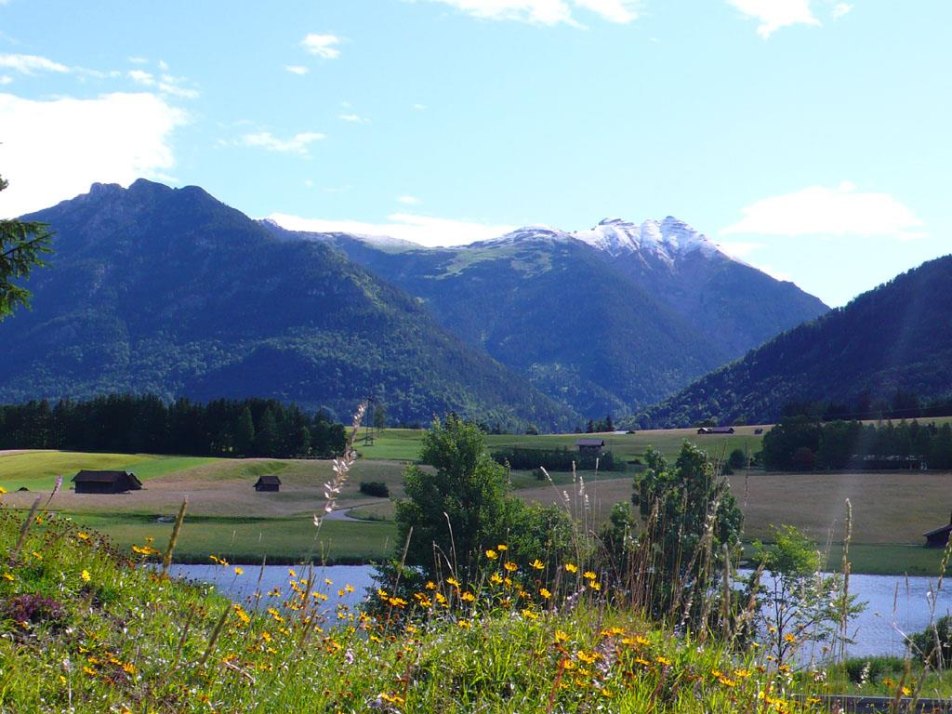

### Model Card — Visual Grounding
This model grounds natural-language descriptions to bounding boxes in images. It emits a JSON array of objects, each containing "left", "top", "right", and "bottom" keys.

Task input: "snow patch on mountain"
[{"left": 571, "top": 217, "right": 721, "bottom": 264}]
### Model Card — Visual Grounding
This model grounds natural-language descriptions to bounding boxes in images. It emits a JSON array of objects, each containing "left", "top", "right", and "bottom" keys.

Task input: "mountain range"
[
  {"left": 642, "top": 254, "right": 952, "bottom": 426},
  {"left": 268, "top": 215, "right": 826, "bottom": 417},
  {"left": 1, "top": 180, "right": 831, "bottom": 428}
]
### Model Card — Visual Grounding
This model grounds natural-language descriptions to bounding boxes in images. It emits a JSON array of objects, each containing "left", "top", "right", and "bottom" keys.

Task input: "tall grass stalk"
[{"left": 161, "top": 497, "right": 188, "bottom": 576}]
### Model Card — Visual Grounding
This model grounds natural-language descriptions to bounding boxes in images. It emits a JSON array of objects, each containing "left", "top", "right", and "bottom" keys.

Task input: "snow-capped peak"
[{"left": 571, "top": 216, "right": 720, "bottom": 264}]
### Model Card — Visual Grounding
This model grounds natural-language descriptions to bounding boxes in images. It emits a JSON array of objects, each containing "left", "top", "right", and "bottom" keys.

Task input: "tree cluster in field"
[
  {"left": 0, "top": 394, "right": 346, "bottom": 458},
  {"left": 490, "top": 446, "right": 619, "bottom": 472},
  {"left": 761, "top": 416, "right": 952, "bottom": 471}
]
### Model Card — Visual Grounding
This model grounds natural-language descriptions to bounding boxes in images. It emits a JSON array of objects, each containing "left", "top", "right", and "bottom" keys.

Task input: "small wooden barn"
[
  {"left": 924, "top": 513, "right": 952, "bottom": 548},
  {"left": 254, "top": 475, "right": 281, "bottom": 492},
  {"left": 576, "top": 439, "right": 605, "bottom": 455},
  {"left": 73, "top": 470, "right": 142, "bottom": 494}
]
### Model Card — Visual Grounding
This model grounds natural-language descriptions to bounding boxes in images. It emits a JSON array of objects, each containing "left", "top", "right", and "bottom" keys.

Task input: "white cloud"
[
  {"left": 0, "top": 76, "right": 11, "bottom": 86},
  {"left": 420, "top": 0, "right": 639, "bottom": 25},
  {"left": 721, "top": 182, "right": 926, "bottom": 240},
  {"left": 0, "top": 92, "right": 186, "bottom": 217},
  {"left": 269, "top": 211, "right": 514, "bottom": 247},
  {"left": 301, "top": 34, "right": 342, "bottom": 59},
  {"left": 285, "top": 65, "right": 309, "bottom": 76},
  {"left": 831, "top": 2, "right": 852, "bottom": 19},
  {"left": 727, "top": 0, "right": 820, "bottom": 38},
  {"left": 573, "top": 0, "right": 639, "bottom": 23},
  {"left": 412, "top": 103, "right": 427, "bottom": 111},
  {"left": 397, "top": 195, "right": 422, "bottom": 205},
  {"left": 157, "top": 74, "right": 199, "bottom": 99},
  {"left": 338, "top": 112, "right": 370, "bottom": 124},
  {"left": 239, "top": 131, "right": 326, "bottom": 155},
  {"left": 128, "top": 69, "right": 155, "bottom": 86},
  {"left": 0, "top": 53, "right": 70, "bottom": 74}
]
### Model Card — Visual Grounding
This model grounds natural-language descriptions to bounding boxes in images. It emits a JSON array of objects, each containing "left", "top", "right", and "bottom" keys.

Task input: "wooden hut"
[
  {"left": 254, "top": 475, "right": 281, "bottom": 492},
  {"left": 924, "top": 512, "right": 952, "bottom": 548},
  {"left": 576, "top": 439, "right": 605, "bottom": 455},
  {"left": 73, "top": 470, "right": 142, "bottom": 494}
]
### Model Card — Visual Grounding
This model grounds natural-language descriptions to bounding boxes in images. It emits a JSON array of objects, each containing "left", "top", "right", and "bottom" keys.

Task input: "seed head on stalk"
[{"left": 314, "top": 402, "right": 367, "bottom": 530}]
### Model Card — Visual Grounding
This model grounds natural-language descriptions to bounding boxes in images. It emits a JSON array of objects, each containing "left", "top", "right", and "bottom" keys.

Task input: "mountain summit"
[{"left": 273, "top": 213, "right": 828, "bottom": 418}]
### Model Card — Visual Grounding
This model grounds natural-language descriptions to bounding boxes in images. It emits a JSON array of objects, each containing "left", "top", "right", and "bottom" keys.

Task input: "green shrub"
[{"left": 359, "top": 481, "right": 389, "bottom": 497}]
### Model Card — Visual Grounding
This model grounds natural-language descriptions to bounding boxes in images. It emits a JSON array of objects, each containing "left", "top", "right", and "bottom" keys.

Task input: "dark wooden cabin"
[
  {"left": 73, "top": 470, "right": 142, "bottom": 494},
  {"left": 576, "top": 439, "right": 605, "bottom": 455},
  {"left": 254, "top": 475, "right": 281, "bottom": 492},
  {"left": 924, "top": 512, "right": 952, "bottom": 548}
]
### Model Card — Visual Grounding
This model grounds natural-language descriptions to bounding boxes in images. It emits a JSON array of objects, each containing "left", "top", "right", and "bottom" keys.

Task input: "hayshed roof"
[
  {"left": 73, "top": 470, "right": 142, "bottom": 487},
  {"left": 576, "top": 439, "right": 605, "bottom": 448},
  {"left": 254, "top": 475, "right": 282, "bottom": 486}
]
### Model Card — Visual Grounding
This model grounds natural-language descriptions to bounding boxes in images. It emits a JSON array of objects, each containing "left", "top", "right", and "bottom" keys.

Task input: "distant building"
[
  {"left": 697, "top": 427, "right": 735, "bottom": 435},
  {"left": 924, "top": 513, "right": 952, "bottom": 548},
  {"left": 576, "top": 439, "right": 605, "bottom": 455},
  {"left": 73, "top": 470, "right": 142, "bottom": 494},
  {"left": 254, "top": 475, "right": 282, "bottom": 492}
]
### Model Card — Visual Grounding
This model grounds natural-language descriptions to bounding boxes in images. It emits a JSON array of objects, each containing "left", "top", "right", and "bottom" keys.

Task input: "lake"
[{"left": 167, "top": 564, "right": 952, "bottom": 659}]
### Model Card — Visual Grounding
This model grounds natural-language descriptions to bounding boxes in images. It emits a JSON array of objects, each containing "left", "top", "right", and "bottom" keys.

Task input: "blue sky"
[{"left": 1, "top": 0, "right": 949, "bottom": 307}]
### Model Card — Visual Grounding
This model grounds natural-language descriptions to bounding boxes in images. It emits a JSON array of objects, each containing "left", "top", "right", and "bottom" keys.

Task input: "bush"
[
  {"left": 908, "top": 615, "right": 952, "bottom": 667},
  {"left": 359, "top": 481, "right": 389, "bottom": 498}
]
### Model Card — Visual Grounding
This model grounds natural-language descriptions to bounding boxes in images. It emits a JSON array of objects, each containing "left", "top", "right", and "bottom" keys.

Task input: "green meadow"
[{"left": 4, "top": 422, "right": 952, "bottom": 573}]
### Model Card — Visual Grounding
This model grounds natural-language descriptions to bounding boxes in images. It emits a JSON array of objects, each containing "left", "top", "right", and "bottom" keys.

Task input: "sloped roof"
[
  {"left": 254, "top": 475, "right": 282, "bottom": 486},
  {"left": 73, "top": 470, "right": 142, "bottom": 487}
]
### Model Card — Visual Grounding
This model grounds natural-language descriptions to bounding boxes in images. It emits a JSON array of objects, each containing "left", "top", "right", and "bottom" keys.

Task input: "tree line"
[
  {"left": 0, "top": 394, "right": 346, "bottom": 459},
  {"left": 761, "top": 416, "right": 952, "bottom": 471}
]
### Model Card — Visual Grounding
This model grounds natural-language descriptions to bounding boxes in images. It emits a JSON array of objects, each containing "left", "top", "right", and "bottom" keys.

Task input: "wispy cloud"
[
  {"left": 397, "top": 195, "right": 422, "bottom": 205},
  {"left": 285, "top": 65, "right": 310, "bottom": 76},
  {"left": 127, "top": 65, "right": 199, "bottom": 99},
  {"left": 831, "top": 2, "right": 852, "bottom": 19},
  {"left": 301, "top": 33, "right": 342, "bottom": 59},
  {"left": 239, "top": 131, "right": 326, "bottom": 155},
  {"left": 269, "top": 211, "right": 514, "bottom": 247},
  {"left": 0, "top": 53, "right": 70, "bottom": 74},
  {"left": 727, "top": 0, "right": 820, "bottom": 38},
  {"left": 0, "top": 92, "right": 186, "bottom": 217},
  {"left": 721, "top": 182, "right": 926, "bottom": 240},
  {"left": 419, "top": 0, "right": 640, "bottom": 26},
  {"left": 339, "top": 112, "right": 370, "bottom": 124}
]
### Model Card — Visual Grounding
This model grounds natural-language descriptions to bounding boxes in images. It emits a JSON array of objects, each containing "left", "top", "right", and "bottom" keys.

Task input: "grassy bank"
[{"left": 0, "top": 507, "right": 825, "bottom": 713}]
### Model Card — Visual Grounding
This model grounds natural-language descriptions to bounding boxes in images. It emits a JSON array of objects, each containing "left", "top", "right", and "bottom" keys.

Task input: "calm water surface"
[{"left": 168, "top": 565, "right": 952, "bottom": 658}]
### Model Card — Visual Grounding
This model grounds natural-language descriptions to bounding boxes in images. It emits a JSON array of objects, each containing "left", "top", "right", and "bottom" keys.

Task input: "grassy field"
[
  {"left": 5, "top": 436, "right": 952, "bottom": 573},
  {"left": 69, "top": 512, "right": 397, "bottom": 564},
  {"left": 356, "top": 424, "right": 771, "bottom": 464}
]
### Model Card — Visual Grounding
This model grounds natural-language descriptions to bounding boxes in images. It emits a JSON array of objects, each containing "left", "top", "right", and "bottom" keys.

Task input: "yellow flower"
[
  {"left": 503, "top": 561, "right": 518, "bottom": 572},
  {"left": 457, "top": 619, "right": 471, "bottom": 629},
  {"left": 565, "top": 563, "right": 578, "bottom": 574},
  {"left": 234, "top": 566, "right": 244, "bottom": 576},
  {"left": 490, "top": 573, "right": 504, "bottom": 585},
  {"left": 425, "top": 580, "right": 438, "bottom": 590},
  {"left": 539, "top": 587, "right": 552, "bottom": 599},
  {"left": 655, "top": 655, "right": 671, "bottom": 666},
  {"left": 461, "top": 591, "right": 476, "bottom": 602},
  {"left": 530, "top": 558, "right": 545, "bottom": 570},
  {"left": 783, "top": 632, "right": 796, "bottom": 643},
  {"left": 583, "top": 571, "right": 597, "bottom": 580},
  {"left": 577, "top": 650, "right": 598, "bottom": 665},
  {"left": 555, "top": 630, "right": 569, "bottom": 644},
  {"left": 446, "top": 577, "right": 460, "bottom": 587},
  {"left": 80, "top": 569, "right": 91, "bottom": 583},
  {"left": 0, "top": 486, "right": 6, "bottom": 494},
  {"left": 497, "top": 544, "right": 508, "bottom": 551},
  {"left": 77, "top": 532, "right": 90, "bottom": 541},
  {"left": 485, "top": 549, "right": 498, "bottom": 560},
  {"left": 288, "top": 568, "right": 297, "bottom": 578},
  {"left": 2, "top": 572, "right": 14, "bottom": 582}
]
